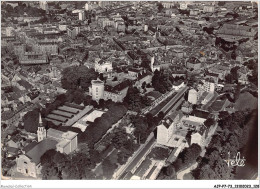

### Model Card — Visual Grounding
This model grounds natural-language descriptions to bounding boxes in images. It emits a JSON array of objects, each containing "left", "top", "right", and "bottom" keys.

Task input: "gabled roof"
[
  {"left": 105, "top": 80, "right": 131, "bottom": 93},
  {"left": 128, "top": 67, "right": 142, "bottom": 73},
  {"left": 23, "top": 141, "right": 38, "bottom": 153},
  {"left": 161, "top": 111, "right": 183, "bottom": 129},
  {"left": 190, "top": 109, "right": 210, "bottom": 119},
  {"left": 47, "top": 128, "right": 64, "bottom": 140},
  {"left": 2, "top": 102, "right": 32, "bottom": 121},
  {"left": 17, "top": 79, "right": 33, "bottom": 90},
  {"left": 26, "top": 139, "right": 58, "bottom": 165},
  {"left": 39, "top": 76, "right": 51, "bottom": 84},
  {"left": 196, "top": 125, "right": 209, "bottom": 138},
  {"left": 137, "top": 71, "right": 152, "bottom": 81},
  {"left": 6, "top": 146, "right": 19, "bottom": 155}
]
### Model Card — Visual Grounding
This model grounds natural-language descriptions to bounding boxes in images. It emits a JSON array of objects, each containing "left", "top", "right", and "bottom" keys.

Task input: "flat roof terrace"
[{"left": 81, "top": 110, "right": 105, "bottom": 123}]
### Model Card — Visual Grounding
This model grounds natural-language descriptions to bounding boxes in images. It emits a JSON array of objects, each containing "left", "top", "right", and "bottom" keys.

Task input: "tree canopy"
[
  {"left": 192, "top": 110, "right": 252, "bottom": 180},
  {"left": 41, "top": 150, "right": 97, "bottom": 180},
  {"left": 152, "top": 70, "right": 173, "bottom": 94},
  {"left": 61, "top": 66, "right": 98, "bottom": 91},
  {"left": 204, "top": 118, "right": 215, "bottom": 128},
  {"left": 23, "top": 109, "right": 40, "bottom": 133},
  {"left": 173, "top": 143, "right": 202, "bottom": 172},
  {"left": 124, "top": 86, "right": 149, "bottom": 112}
]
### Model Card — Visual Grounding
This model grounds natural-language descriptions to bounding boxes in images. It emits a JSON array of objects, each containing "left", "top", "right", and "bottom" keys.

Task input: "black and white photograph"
[{"left": 1, "top": 1, "right": 259, "bottom": 188}]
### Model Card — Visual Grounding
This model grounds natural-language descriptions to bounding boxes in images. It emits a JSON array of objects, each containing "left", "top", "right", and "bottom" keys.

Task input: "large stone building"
[
  {"left": 16, "top": 139, "right": 57, "bottom": 178},
  {"left": 188, "top": 89, "right": 198, "bottom": 104},
  {"left": 98, "top": 1, "right": 111, "bottom": 8},
  {"left": 186, "top": 57, "right": 202, "bottom": 70},
  {"left": 13, "top": 42, "right": 25, "bottom": 56},
  {"left": 203, "top": 5, "right": 215, "bottom": 13},
  {"left": 162, "top": 1, "right": 175, "bottom": 8},
  {"left": 202, "top": 78, "right": 215, "bottom": 93},
  {"left": 89, "top": 79, "right": 130, "bottom": 102},
  {"left": 67, "top": 26, "right": 80, "bottom": 39},
  {"left": 16, "top": 114, "right": 78, "bottom": 178},
  {"left": 189, "top": 125, "right": 209, "bottom": 146},
  {"left": 179, "top": 3, "right": 188, "bottom": 10},
  {"left": 6, "top": 27, "right": 15, "bottom": 36},
  {"left": 34, "top": 42, "right": 58, "bottom": 55},
  {"left": 134, "top": 71, "right": 153, "bottom": 91},
  {"left": 19, "top": 52, "right": 48, "bottom": 65},
  {"left": 217, "top": 24, "right": 256, "bottom": 40},
  {"left": 79, "top": 10, "right": 85, "bottom": 21},
  {"left": 94, "top": 59, "right": 113, "bottom": 74},
  {"left": 90, "top": 80, "right": 105, "bottom": 102},
  {"left": 85, "top": 3, "right": 91, "bottom": 11},
  {"left": 39, "top": 1, "right": 48, "bottom": 11},
  {"left": 157, "top": 108, "right": 212, "bottom": 149},
  {"left": 157, "top": 112, "right": 186, "bottom": 148}
]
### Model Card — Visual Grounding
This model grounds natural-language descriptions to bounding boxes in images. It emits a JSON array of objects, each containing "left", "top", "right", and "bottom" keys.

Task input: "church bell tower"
[{"left": 37, "top": 113, "right": 46, "bottom": 142}]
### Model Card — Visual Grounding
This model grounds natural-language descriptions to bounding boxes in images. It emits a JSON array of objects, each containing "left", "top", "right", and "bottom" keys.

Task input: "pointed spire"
[{"left": 39, "top": 113, "right": 43, "bottom": 127}]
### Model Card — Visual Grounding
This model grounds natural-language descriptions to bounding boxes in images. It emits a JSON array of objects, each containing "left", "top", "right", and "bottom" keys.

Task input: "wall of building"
[
  {"left": 16, "top": 155, "right": 37, "bottom": 178},
  {"left": 135, "top": 75, "right": 152, "bottom": 89},
  {"left": 63, "top": 142, "right": 71, "bottom": 154},
  {"left": 70, "top": 136, "right": 77, "bottom": 153},
  {"left": 204, "top": 81, "right": 215, "bottom": 93},
  {"left": 186, "top": 62, "right": 201, "bottom": 70},
  {"left": 203, "top": 6, "right": 215, "bottom": 13},
  {"left": 34, "top": 43, "right": 58, "bottom": 55},
  {"left": 95, "top": 62, "right": 113, "bottom": 73},
  {"left": 191, "top": 133, "right": 202, "bottom": 146},
  {"left": 90, "top": 80, "right": 105, "bottom": 101},
  {"left": 157, "top": 125, "right": 170, "bottom": 145},
  {"left": 188, "top": 89, "right": 198, "bottom": 104},
  {"left": 14, "top": 45, "right": 25, "bottom": 56}
]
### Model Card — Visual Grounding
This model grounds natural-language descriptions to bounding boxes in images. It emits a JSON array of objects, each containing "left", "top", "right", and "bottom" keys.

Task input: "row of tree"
[
  {"left": 158, "top": 144, "right": 202, "bottom": 179},
  {"left": 40, "top": 149, "right": 99, "bottom": 180},
  {"left": 78, "top": 103, "right": 128, "bottom": 147},
  {"left": 192, "top": 110, "right": 252, "bottom": 179},
  {"left": 111, "top": 127, "right": 139, "bottom": 166}
]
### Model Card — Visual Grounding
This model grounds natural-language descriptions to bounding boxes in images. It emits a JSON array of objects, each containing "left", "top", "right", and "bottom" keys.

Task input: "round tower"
[{"left": 91, "top": 79, "right": 104, "bottom": 101}]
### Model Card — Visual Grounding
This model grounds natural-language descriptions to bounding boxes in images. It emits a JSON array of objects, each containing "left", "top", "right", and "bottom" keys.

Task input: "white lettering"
[{"left": 224, "top": 152, "right": 246, "bottom": 167}]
